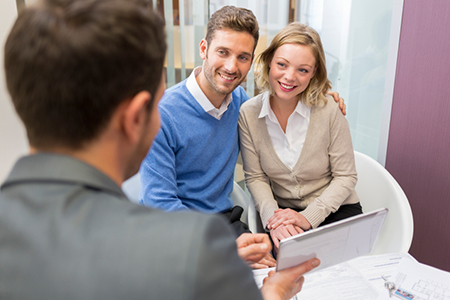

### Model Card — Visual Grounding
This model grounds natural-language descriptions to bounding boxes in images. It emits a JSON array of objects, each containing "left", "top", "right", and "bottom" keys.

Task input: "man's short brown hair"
[
  {"left": 4, "top": 0, "right": 167, "bottom": 150},
  {"left": 205, "top": 6, "right": 259, "bottom": 52}
]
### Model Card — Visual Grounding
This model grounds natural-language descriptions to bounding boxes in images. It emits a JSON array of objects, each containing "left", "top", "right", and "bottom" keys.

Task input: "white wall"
[{"left": 0, "top": 1, "right": 28, "bottom": 182}]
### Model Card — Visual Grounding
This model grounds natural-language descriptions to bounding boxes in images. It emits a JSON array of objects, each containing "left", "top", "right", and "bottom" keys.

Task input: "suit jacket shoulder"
[{"left": 0, "top": 154, "right": 262, "bottom": 300}]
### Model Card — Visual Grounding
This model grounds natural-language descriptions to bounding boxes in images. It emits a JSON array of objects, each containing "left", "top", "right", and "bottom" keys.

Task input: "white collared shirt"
[
  {"left": 186, "top": 67, "right": 233, "bottom": 120},
  {"left": 259, "top": 91, "right": 311, "bottom": 169}
]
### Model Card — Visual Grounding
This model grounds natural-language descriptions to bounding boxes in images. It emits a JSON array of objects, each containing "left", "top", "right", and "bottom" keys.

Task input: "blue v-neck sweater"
[{"left": 139, "top": 80, "right": 249, "bottom": 213}]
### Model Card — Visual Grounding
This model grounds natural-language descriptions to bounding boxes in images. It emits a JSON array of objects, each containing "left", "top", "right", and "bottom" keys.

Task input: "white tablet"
[{"left": 276, "top": 208, "right": 388, "bottom": 272}]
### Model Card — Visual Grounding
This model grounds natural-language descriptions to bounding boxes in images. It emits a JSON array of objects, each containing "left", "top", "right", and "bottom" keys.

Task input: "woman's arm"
[
  {"left": 238, "top": 106, "right": 279, "bottom": 228},
  {"left": 308, "top": 101, "right": 358, "bottom": 215}
]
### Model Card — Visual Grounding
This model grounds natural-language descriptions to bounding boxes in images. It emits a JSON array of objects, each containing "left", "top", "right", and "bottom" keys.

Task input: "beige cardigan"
[{"left": 238, "top": 93, "right": 359, "bottom": 229}]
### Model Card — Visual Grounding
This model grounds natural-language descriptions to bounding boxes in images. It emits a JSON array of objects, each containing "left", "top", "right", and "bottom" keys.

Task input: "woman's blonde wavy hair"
[{"left": 255, "top": 22, "right": 331, "bottom": 107}]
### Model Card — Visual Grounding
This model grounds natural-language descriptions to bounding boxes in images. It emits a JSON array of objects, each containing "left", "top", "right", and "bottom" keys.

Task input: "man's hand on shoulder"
[{"left": 327, "top": 91, "right": 346, "bottom": 115}]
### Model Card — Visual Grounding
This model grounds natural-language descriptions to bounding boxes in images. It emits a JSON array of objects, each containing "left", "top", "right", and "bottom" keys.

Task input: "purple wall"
[{"left": 386, "top": 0, "right": 450, "bottom": 271}]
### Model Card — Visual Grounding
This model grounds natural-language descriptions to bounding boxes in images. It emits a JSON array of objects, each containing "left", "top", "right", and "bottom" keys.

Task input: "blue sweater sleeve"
[{"left": 139, "top": 109, "right": 188, "bottom": 211}]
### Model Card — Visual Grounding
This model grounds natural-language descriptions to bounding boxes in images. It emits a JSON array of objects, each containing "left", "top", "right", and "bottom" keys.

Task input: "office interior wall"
[
  {"left": 0, "top": 1, "right": 28, "bottom": 183},
  {"left": 386, "top": 0, "right": 450, "bottom": 271}
]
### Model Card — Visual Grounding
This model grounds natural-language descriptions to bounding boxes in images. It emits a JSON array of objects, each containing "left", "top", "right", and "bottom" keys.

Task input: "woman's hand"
[
  {"left": 270, "top": 224, "right": 304, "bottom": 249},
  {"left": 267, "top": 208, "right": 312, "bottom": 232}
]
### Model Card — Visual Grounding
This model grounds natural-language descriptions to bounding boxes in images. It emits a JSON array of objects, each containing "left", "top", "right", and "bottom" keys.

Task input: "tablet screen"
[{"left": 276, "top": 208, "right": 388, "bottom": 272}]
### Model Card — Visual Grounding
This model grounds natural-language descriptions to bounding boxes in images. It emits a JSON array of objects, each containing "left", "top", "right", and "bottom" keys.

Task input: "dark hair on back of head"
[{"left": 4, "top": 0, "right": 167, "bottom": 150}]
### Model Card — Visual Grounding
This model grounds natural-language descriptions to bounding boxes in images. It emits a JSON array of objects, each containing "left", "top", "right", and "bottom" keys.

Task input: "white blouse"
[{"left": 258, "top": 91, "right": 311, "bottom": 169}]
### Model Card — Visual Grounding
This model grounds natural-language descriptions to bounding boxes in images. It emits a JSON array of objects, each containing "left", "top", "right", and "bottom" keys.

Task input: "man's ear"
[
  {"left": 122, "top": 91, "right": 152, "bottom": 144},
  {"left": 199, "top": 38, "right": 208, "bottom": 60}
]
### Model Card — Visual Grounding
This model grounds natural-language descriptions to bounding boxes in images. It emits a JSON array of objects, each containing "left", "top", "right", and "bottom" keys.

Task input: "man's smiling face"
[{"left": 198, "top": 28, "right": 255, "bottom": 105}]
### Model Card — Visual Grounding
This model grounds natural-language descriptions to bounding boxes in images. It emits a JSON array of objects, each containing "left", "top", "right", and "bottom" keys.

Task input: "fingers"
[
  {"left": 297, "top": 275, "right": 305, "bottom": 286},
  {"left": 270, "top": 224, "right": 305, "bottom": 256},
  {"left": 267, "top": 209, "right": 284, "bottom": 225},
  {"left": 260, "top": 258, "right": 320, "bottom": 300},
  {"left": 270, "top": 226, "right": 294, "bottom": 250},
  {"left": 277, "top": 257, "right": 320, "bottom": 288},
  {"left": 267, "top": 218, "right": 285, "bottom": 230},
  {"left": 327, "top": 90, "right": 339, "bottom": 101},
  {"left": 267, "top": 208, "right": 290, "bottom": 225},
  {"left": 284, "top": 213, "right": 312, "bottom": 231},
  {"left": 270, "top": 231, "right": 281, "bottom": 249},
  {"left": 274, "top": 227, "right": 291, "bottom": 240},
  {"left": 286, "top": 224, "right": 301, "bottom": 236},
  {"left": 268, "top": 210, "right": 311, "bottom": 233},
  {"left": 280, "top": 222, "right": 304, "bottom": 236},
  {"left": 251, "top": 262, "right": 271, "bottom": 269},
  {"left": 251, "top": 233, "right": 272, "bottom": 245},
  {"left": 339, "top": 99, "right": 347, "bottom": 115},
  {"left": 290, "top": 258, "right": 320, "bottom": 276},
  {"left": 294, "top": 225, "right": 304, "bottom": 235},
  {"left": 267, "top": 211, "right": 295, "bottom": 229},
  {"left": 273, "top": 236, "right": 280, "bottom": 249},
  {"left": 237, "top": 242, "right": 270, "bottom": 264},
  {"left": 236, "top": 233, "right": 274, "bottom": 266},
  {"left": 260, "top": 253, "right": 277, "bottom": 267},
  {"left": 282, "top": 219, "right": 295, "bottom": 226},
  {"left": 269, "top": 216, "right": 293, "bottom": 230},
  {"left": 236, "top": 233, "right": 271, "bottom": 250},
  {"left": 251, "top": 253, "right": 276, "bottom": 269},
  {"left": 235, "top": 233, "right": 252, "bottom": 247},
  {"left": 262, "top": 270, "right": 276, "bottom": 284},
  {"left": 327, "top": 90, "right": 346, "bottom": 115}
]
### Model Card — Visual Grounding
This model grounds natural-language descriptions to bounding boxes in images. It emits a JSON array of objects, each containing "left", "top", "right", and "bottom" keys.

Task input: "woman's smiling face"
[{"left": 268, "top": 43, "right": 317, "bottom": 104}]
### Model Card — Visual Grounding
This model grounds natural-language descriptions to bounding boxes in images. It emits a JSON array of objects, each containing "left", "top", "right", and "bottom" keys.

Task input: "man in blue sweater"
[
  {"left": 139, "top": 6, "right": 257, "bottom": 236},
  {"left": 139, "top": 6, "right": 345, "bottom": 237}
]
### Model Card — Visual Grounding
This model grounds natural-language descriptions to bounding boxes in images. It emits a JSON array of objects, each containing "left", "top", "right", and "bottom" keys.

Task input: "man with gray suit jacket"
[{"left": 0, "top": 0, "right": 319, "bottom": 299}]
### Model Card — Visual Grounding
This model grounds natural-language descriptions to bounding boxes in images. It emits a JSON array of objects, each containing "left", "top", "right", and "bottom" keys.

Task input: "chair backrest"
[
  {"left": 354, "top": 151, "right": 414, "bottom": 254},
  {"left": 230, "top": 182, "right": 264, "bottom": 234}
]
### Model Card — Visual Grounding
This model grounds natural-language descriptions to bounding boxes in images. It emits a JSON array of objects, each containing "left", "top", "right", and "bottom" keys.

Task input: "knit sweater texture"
[{"left": 139, "top": 79, "right": 249, "bottom": 213}]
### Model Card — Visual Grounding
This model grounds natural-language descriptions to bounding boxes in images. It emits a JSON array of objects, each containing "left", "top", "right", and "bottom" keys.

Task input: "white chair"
[
  {"left": 123, "top": 174, "right": 264, "bottom": 233},
  {"left": 230, "top": 181, "right": 264, "bottom": 234},
  {"left": 354, "top": 151, "right": 414, "bottom": 254}
]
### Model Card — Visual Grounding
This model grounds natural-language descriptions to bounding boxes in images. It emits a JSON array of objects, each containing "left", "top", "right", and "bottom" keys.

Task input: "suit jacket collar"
[{"left": 1, "top": 153, "right": 125, "bottom": 198}]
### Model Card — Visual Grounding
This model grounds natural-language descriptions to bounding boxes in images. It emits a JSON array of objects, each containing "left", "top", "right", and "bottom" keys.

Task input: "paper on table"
[
  {"left": 377, "top": 258, "right": 450, "bottom": 300},
  {"left": 349, "top": 252, "right": 416, "bottom": 296},
  {"left": 253, "top": 253, "right": 415, "bottom": 300}
]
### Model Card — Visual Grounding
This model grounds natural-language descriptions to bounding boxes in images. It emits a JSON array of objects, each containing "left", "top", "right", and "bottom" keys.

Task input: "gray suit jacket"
[{"left": 0, "top": 154, "right": 262, "bottom": 300}]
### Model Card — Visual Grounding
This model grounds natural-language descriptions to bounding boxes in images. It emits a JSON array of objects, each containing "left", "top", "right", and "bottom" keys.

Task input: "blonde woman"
[{"left": 238, "top": 22, "right": 362, "bottom": 250}]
